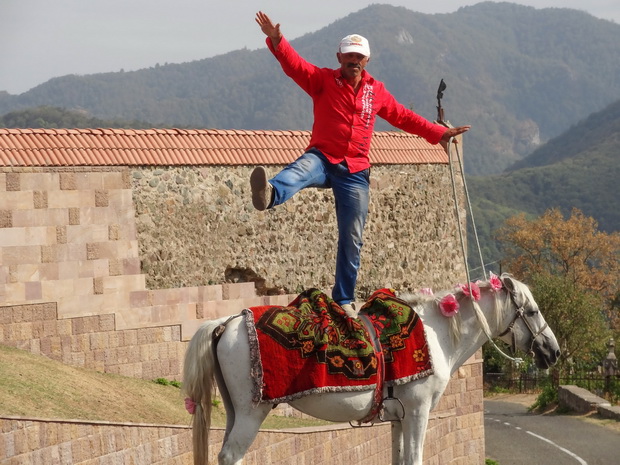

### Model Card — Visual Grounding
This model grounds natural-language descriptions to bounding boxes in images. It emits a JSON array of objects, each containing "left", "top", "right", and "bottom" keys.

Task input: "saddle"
[{"left": 244, "top": 288, "right": 434, "bottom": 421}]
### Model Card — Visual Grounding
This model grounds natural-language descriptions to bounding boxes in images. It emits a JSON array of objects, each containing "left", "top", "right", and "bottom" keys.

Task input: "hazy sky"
[{"left": 2, "top": 0, "right": 619, "bottom": 95}]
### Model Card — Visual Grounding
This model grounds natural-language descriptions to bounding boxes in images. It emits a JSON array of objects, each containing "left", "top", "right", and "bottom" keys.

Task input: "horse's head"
[{"left": 497, "top": 275, "right": 561, "bottom": 369}]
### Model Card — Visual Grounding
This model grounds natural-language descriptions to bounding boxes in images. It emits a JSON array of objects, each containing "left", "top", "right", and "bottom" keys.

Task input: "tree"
[
  {"left": 496, "top": 208, "right": 619, "bottom": 374},
  {"left": 527, "top": 272, "right": 609, "bottom": 373},
  {"left": 498, "top": 208, "right": 619, "bottom": 294},
  {"left": 498, "top": 208, "right": 620, "bottom": 330}
]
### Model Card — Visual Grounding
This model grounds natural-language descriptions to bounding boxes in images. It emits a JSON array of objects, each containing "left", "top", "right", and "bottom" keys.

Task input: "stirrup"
[
  {"left": 378, "top": 395, "right": 405, "bottom": 422},
  {"left": 349, "top": 419, "right": 376, "bottom": 428}
]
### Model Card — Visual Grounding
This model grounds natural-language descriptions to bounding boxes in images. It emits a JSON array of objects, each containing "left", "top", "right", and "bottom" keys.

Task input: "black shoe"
[{"left": 250, "top": 166, "right": 273, "bottom": 211}]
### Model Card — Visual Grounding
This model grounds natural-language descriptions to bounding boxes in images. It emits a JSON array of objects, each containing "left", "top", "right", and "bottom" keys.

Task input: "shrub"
[
  {"left": 529, "top": 379, "right": 557, "bottom": 412},
  {"left": 153, "top": 377, "right": 181, "bottom": 388}
]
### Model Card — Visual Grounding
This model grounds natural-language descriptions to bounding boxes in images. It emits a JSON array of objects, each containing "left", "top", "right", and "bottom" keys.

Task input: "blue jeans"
[{"left": 269, "top": 149, "right": 370, "bottom": 305}]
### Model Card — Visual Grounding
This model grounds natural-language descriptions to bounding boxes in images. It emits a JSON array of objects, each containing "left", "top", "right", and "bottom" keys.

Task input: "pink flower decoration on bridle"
[
  {"left": 459, "top": 282, "right": 481, "bottom": 301},
  {"left": 439, "top": 294, "right": 459, "bottom": 317},
  {"left": 488, "top": 272, "right": 503, "bottom": 291},
  {"left": 185, "top": 397, "right": 197, "bottom": 415}
]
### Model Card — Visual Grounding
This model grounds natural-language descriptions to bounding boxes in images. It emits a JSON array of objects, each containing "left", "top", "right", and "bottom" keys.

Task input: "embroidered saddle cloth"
[{"left": 244, "top": 288, "right": 433, "bottom": 404}]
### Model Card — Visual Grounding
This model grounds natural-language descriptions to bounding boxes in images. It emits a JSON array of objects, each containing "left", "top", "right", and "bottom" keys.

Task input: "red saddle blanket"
[{"left": 244, "top": 288, "right": 433, "bottom": 404}]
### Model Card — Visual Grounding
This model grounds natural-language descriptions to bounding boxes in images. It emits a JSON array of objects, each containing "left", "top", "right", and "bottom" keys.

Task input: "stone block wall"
[
  {"left": 0, "top": 417, "right": 394, "bottom": 465},
  {"left": 0, "top": 167, "right": 297, "bottom": 336},
  {"left": 0, "top": 301, "right": 185, "bottom": 379},
  {"left": 0, "top": 168, "right": 141, "bottom": 319},
  {"left": 0, "top": 417, "right": 193, "bottom": 465},
  {"left": 212, "top": 423, "right": 394, "bottom": 465}
]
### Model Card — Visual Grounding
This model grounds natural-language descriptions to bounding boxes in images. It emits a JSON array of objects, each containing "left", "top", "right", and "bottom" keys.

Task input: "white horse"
[{"left": 182, "top": 274, "right": 560, "bottom": 465}]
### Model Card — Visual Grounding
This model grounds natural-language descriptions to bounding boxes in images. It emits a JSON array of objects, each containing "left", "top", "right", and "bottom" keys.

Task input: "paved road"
[{"left": 485, "top": 398, "right": 620, "bottom": 465}]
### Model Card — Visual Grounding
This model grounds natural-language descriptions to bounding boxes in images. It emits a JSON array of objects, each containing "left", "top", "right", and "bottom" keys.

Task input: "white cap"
[{"left": 339, "top": 34, "right": 370, "bottom": 57}]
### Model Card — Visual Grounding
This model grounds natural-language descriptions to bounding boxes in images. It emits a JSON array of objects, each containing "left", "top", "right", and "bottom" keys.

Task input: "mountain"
[
  {"left": 1, "top": 3, "right": 620, "bottom": 175},
  {"left": 0, "top": 105, "right": 157, "bottom": 129},
  {"left": 466, "top": 99, "right": 620, "bottom": 269},
  {"left": 507, "top": 98, "right": 620, "bottom": 172}
]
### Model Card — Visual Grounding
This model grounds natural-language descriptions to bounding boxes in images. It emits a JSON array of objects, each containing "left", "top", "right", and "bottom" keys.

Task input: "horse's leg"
[
  {"left": 401, "top": 404, "right": 432, "bottom": 465},
  {"left": 217, "top": 403, "right": 272, "bottom": 465},
  {"left": 398, "top": 376, "right": 449, "bottom": 465},
  {"left": 215, "top": 319, "right": 272, "bottom": 465},
  {"left": 391, "top": 421, "right": 404, "bottom": 465},
  {"left": 213, "top": 365, "right": 235, "bottom": 445}
]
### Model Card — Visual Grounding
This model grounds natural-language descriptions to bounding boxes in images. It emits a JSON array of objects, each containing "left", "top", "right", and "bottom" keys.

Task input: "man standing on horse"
[{"left": 252, "top": 11, "right": 470, "bottom": 316}]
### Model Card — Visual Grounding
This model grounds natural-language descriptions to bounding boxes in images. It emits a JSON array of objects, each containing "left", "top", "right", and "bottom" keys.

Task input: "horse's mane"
[
  {"left": 397, "top": 291, "right": 434, "bottom": 308},
  {"left": 399, "top": 280, "right": 504, "bottom": 346}
]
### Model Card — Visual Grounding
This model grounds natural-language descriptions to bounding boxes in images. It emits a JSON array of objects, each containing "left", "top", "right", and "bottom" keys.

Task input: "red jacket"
[{"left": 267, "top": 37, "right": 447, "bottom": 173}]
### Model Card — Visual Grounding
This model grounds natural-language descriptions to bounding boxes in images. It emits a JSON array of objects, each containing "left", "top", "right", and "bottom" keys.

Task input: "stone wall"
[
  {"left": 0, "top": 417, "right": 193, "bottom": 465},
  {"left": 1, "top": 301, "right": 185, "bottom": 379},
  {"left": 0, "top": 163, "right": 467, "bottom": 314},
  {"left": 131, "top": 164, "right": 467, "bottom": 297},
  {"left": 558, "top": 385, "right": 620, "bottom": 420},
  {"left": 0, "top": 418, "right": 394, "bottom": 465},
  {"left": 0, "top": 167, "right": 295, "bottom": 333}
]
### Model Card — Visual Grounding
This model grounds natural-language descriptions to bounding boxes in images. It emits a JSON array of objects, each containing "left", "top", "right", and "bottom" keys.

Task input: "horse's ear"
[{"left": 501, "top": 275, "right": 516, "bottom": 294}]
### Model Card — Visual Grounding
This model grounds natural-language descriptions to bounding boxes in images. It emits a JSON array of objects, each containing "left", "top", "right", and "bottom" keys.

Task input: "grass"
[
  {"left": 0, "top": 344, "right": 191, "bottom": 425},
  {"left": 0, "top": 344, "right": 331, "bottom": 429}
]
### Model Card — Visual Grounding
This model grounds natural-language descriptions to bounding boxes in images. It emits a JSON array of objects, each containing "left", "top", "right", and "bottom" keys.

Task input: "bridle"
[{"left": 498, "top": 287, "right": 548, "bottom": 356}]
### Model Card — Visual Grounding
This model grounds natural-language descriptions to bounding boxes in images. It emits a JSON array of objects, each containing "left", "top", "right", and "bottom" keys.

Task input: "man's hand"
[
  {"left": 255, "top": 11, "right": 282, "bottom": 47},
  {"left": 441, "top": 125, "right": 471, "bottom": 142}
]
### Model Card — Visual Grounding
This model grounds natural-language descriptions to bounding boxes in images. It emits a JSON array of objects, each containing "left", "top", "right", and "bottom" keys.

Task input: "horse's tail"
[{"left": 182, "top": 320, "right": 223, "bottom": 465}]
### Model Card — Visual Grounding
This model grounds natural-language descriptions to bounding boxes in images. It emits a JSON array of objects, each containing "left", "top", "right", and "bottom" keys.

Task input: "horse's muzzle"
[{"left": 532, "top": 335, "right": 561, "bottom": 369}]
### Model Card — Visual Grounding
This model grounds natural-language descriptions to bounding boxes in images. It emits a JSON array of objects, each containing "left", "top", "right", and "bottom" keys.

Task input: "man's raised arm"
[{"left": 255, "top": 11, "right": 282, "bottom": 48}]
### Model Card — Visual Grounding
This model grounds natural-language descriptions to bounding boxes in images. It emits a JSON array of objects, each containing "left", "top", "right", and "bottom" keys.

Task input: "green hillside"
[
  {"left": 0, "top": 105, "right": 157, "bottom": 129},
  {"left": 466, "top": 100, "right": 620, "bottom": 269},
  {"left": 2, "top": 3, "right": 620, "bottom": 175}
]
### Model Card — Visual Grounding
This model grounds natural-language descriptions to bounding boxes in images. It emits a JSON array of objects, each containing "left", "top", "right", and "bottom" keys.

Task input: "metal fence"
[
  {"left": 484, "top": 372, "right": 620, "bottom": 401},
  {"left": 484, "top": 372, "right": 543, "bottom": 393}
]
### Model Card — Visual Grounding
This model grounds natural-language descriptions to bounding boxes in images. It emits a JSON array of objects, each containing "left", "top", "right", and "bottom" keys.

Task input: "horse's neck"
[{"left": 447, "top": 293, "right": 498, "bottom": 375}]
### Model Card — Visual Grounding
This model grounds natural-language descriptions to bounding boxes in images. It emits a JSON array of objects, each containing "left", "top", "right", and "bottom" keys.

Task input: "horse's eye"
[{"left": 526, "top": 309, "right": 539, "bottom": 316}]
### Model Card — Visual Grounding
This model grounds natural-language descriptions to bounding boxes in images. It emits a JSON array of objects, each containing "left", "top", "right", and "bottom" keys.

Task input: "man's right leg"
[
  {"left": 330, "top": 167, "right": 370, "bottom": 307},
  {"left": 250, "top": 150, "right": 329, "bottom": 210}
]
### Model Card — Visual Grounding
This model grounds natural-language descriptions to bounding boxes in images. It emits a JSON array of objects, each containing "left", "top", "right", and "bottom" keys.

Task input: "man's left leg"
[
  {"left": 250, "top": 150, "right": 329, "bottom": 211},
  {"left": 330, "top": 165, "right": 370, "bottom": 308}
]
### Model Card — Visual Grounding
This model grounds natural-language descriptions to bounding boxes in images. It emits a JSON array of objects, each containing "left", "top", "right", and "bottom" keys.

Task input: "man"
[{"left": 252, "top": 11, "right": 470, "bottom": 316}]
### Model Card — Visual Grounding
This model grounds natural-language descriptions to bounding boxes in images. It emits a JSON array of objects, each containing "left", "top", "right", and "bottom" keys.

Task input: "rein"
[
  {"left": 448, "top": 137, "right": 523, "bottom": 366},
  {"left": 447, "top": 137, "right": 523, "bottom": 365},
  {"left": 471, "top": 294, "right": 524, "bottom": 366}
]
